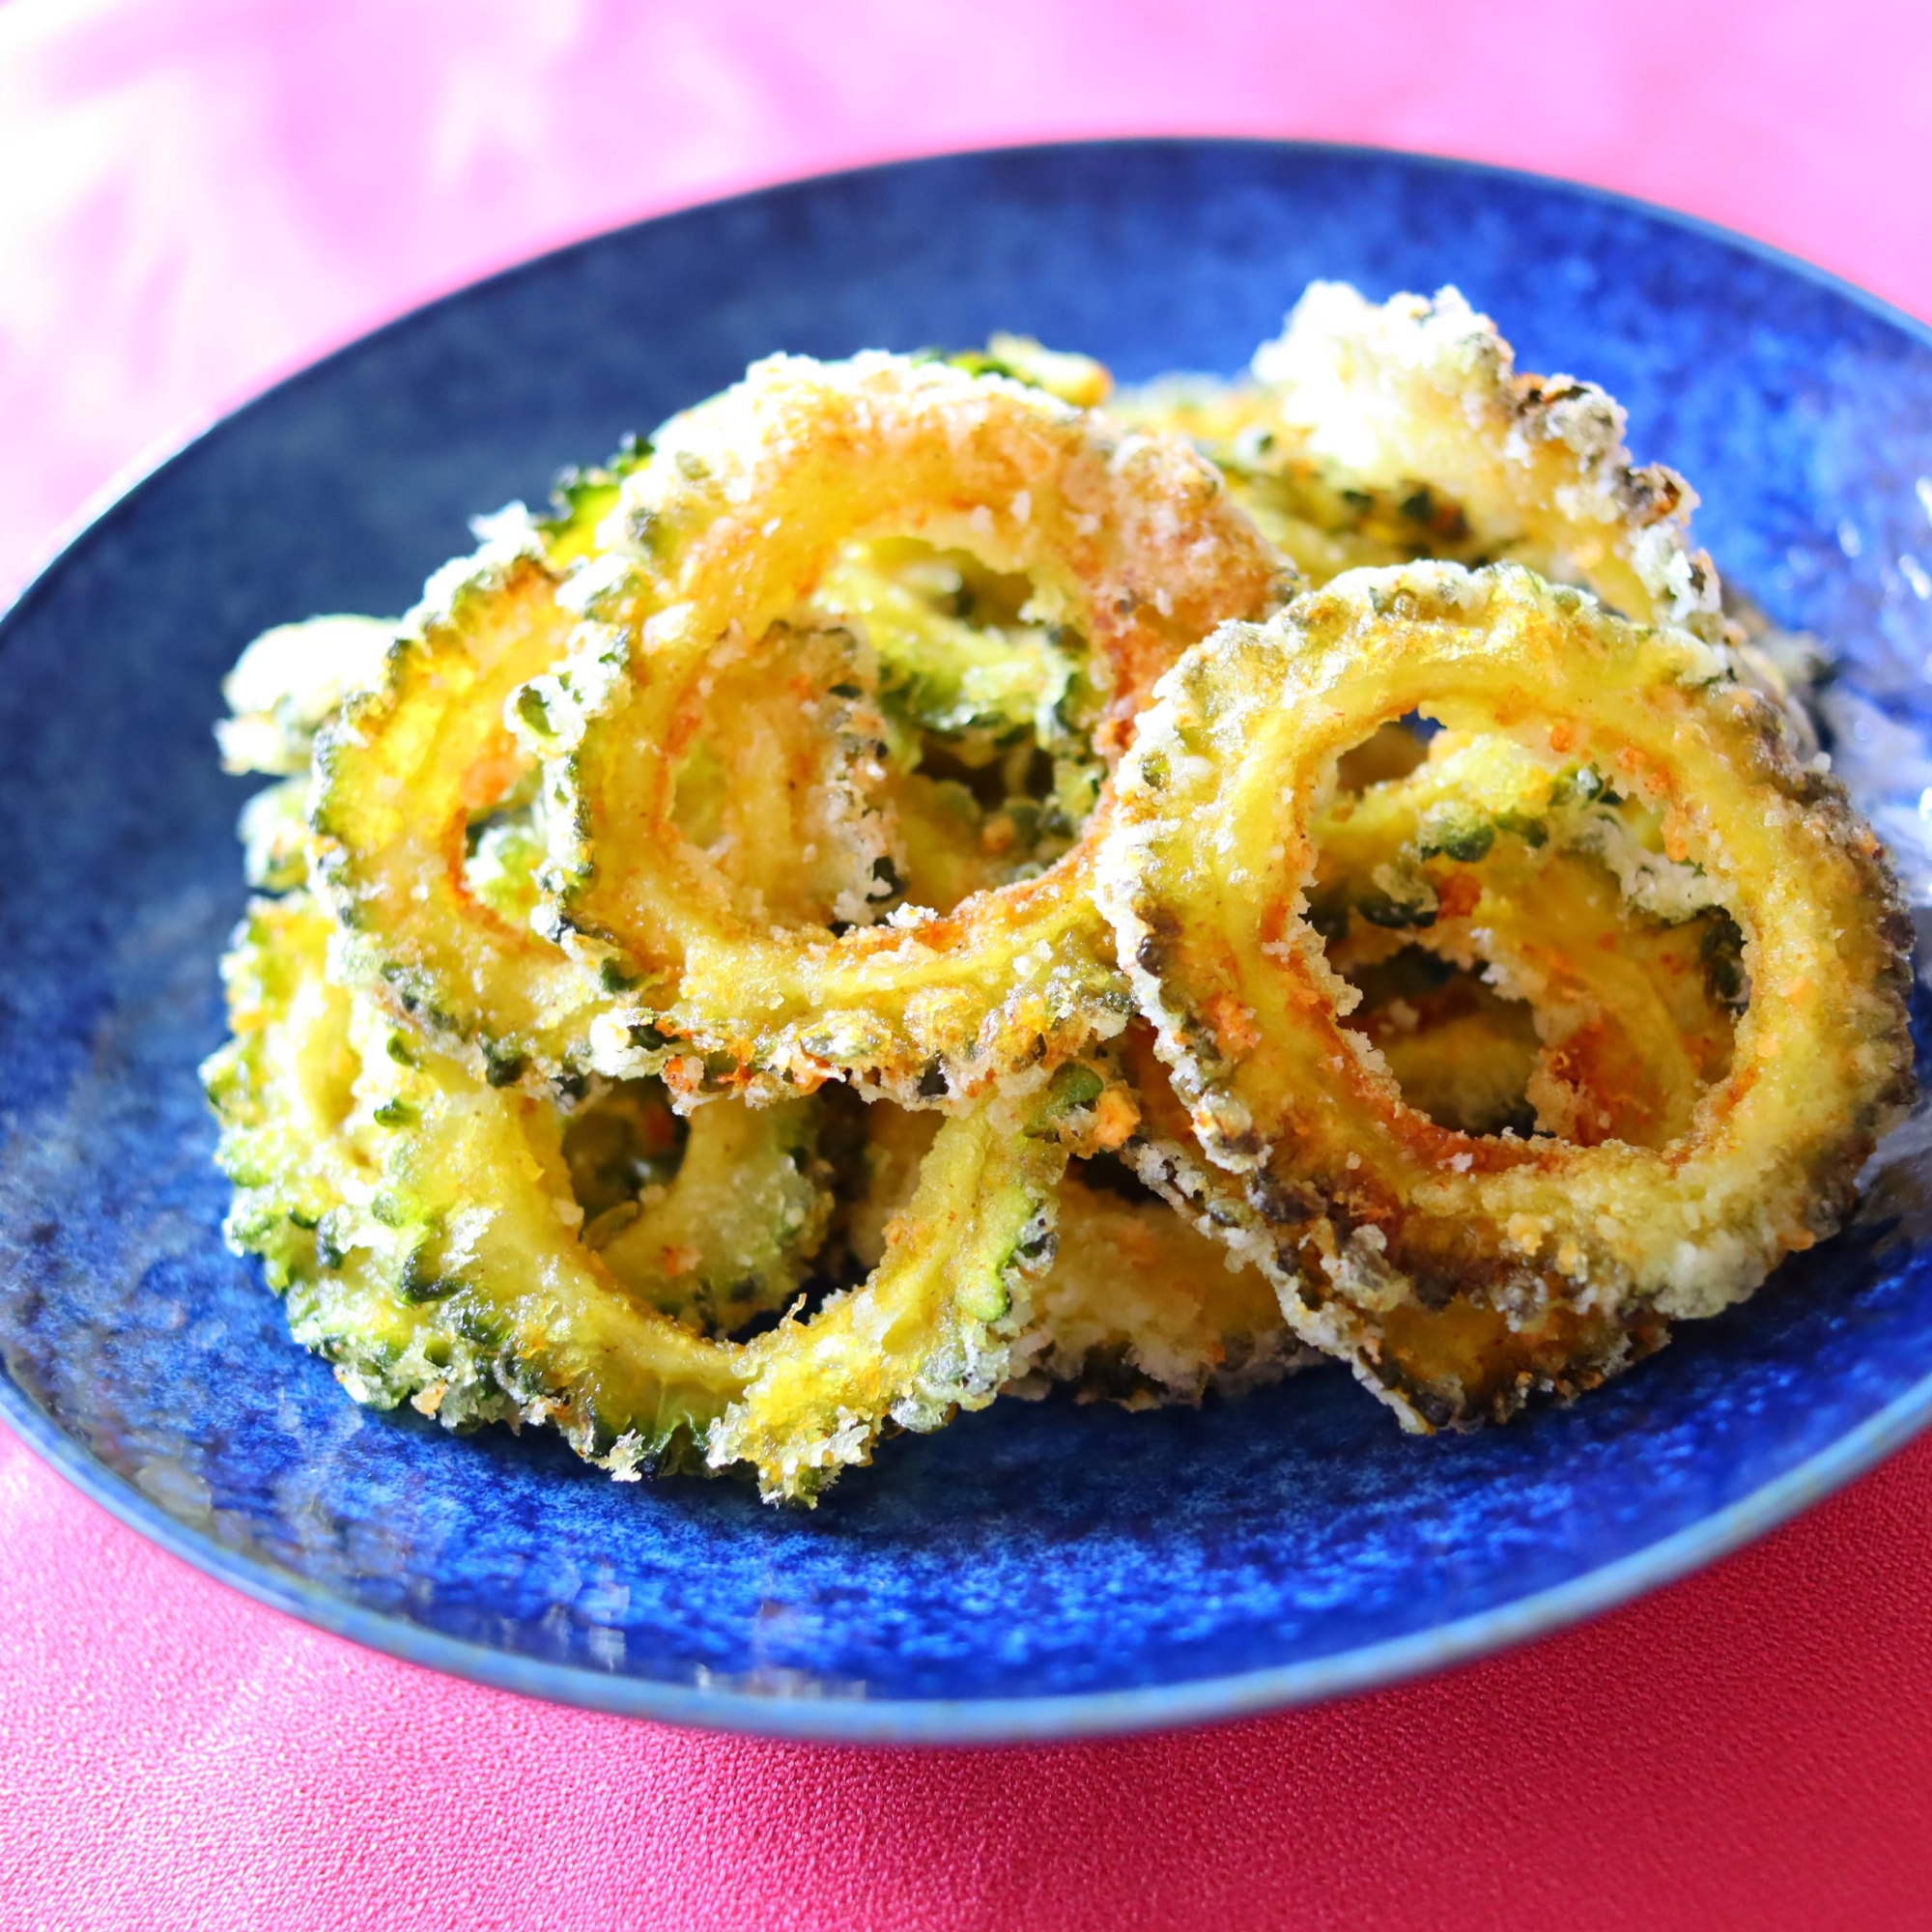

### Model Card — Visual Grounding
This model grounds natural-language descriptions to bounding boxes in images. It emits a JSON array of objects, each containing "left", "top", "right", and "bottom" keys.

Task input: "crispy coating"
[
  {"left": 309, "top": 525, "right": 603, "bottom": 1085},
  {"left": 1100, "top": 562, "right": 1915, "bottom": 1430},
  {"left": 650, "top": 618, "right": 900, "bottom": 931},
  {"left": 1122, "top": 285, "right": 1819, "bottom": 746},
  {"left": 530, "top": 352, "right": 1291, "bottom": 1106},
  {"left": 205, "top": 895, "right": 1086, "bottom": 1503}
]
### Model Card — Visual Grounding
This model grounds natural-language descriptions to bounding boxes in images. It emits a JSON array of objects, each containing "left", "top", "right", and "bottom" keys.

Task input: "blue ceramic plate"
[{"left": 5, "top": 140, "right": 1932, "bottom": 1745}]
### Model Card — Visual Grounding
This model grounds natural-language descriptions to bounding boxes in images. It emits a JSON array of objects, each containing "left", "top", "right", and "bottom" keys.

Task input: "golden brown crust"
[
  {"left": 1100, "top": 562, "right": 1915, "bottom": 1430},
  {"left": 535, "top": 353, "right": 1293, "bottom": 1106}
]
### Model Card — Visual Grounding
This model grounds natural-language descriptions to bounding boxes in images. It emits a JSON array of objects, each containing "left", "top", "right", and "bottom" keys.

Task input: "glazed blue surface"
[{"left": 5, "top": 140, "right": 1932, "bottom": 1743}]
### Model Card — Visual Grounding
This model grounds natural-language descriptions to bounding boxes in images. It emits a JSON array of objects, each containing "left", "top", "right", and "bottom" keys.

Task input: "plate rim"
[{"left": 4, "top": 132, "right": 1930, "bottom": 1746}]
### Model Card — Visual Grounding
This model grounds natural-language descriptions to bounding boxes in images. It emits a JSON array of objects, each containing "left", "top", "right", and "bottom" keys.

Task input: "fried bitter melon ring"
[
  {"left": 1247, "top": 284, "right": 1819, "bottom": 745},
  {"left": 1101, "top": 562, "right": 1915, "bottom": 1430},
  {"left": 1122, "top": 286, "right": 1819, "bottom": 736},
  {"left": 311, "top": 536, "right": 896, "bottom": 1087},
  {"left": 1249, "top": 285, "right": 1729, "bottom": 638},
  {"left": 217, "top": 612, "right": 399, "bottom": 779},
  {"left": 537, "top": 352, "right": 1291, "bottom": 1105},
  {"left": 206, "top": 893, "right": 1088, "bottom": 1501},
  {"left": 309, "top": 523, "right": 603, "bottom": 1085},
  {"left": 202, "top": 894, "right": 753, "bottom": 1469}
]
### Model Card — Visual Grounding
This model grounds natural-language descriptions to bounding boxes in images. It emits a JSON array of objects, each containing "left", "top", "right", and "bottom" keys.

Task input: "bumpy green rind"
[
  {"left": 203, "top": 893, "right": 753, "bottom": 1474},
  {"left": 307, "top": 529, "right": 607, "bottom": 1087}
]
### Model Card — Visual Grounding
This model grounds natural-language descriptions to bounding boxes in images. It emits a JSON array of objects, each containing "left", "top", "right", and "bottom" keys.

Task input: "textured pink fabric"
[{"left": 5, "top": 3, "right": 1932, "bottom": 1926}]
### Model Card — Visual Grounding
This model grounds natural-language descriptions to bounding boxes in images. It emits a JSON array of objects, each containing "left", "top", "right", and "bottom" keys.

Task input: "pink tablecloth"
[{"left": 5, "top": 4, "right": 1932, "bottom": 1926}]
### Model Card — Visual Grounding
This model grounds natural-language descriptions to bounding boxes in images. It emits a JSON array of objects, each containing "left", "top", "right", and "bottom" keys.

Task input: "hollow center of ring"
[
  {"left": 809, "top": 536, "right": 1105, "bottom": 919},
  {"left": 1311, "top": 722, "right": 1745, "bottom": 1150}
]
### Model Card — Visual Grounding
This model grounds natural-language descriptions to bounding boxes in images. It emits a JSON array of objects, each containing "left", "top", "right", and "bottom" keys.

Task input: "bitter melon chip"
[
  {"left": 204, "top": 294, "right": 1914, "bottom": 1502},
  {"left": 526, "top": 350, "right": 1292, "bottom": 1107},
  {"left": 206, "top": 893, "right": 1115, "bottom": 1503},
  {"left": 1116, "top": 282, "right": 1820, "bottom": 745},
  {"left": 1100, "top": 562, "right": 1914, "bottom": 1429}
]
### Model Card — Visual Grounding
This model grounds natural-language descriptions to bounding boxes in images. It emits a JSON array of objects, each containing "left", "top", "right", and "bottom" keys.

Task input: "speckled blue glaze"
[{"left": 6, "top": 141, "right": 1932, "bottom": 1744}]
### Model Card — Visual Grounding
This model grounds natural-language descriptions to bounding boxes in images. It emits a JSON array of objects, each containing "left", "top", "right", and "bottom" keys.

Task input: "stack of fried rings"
[{"left": 209, "top": 331, "right": 1914, "bottom": 1506}]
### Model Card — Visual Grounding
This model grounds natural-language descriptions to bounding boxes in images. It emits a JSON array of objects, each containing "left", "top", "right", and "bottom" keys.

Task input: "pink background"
[{"left": 5, "top": 3, "right": 1932, "bottom": 1926}]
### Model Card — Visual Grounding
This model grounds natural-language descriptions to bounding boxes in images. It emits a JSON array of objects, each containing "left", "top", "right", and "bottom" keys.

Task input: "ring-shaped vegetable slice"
[
  {"left": 209, "top": 895, "right": 1094, "bottom": 1499},
  {"left": 309, "top": 526, "right": 604, "bottom": 1086},
  {"left": 203, "top": 893, "right": 755, "bottom": 1470},
  {"left": 536, "top": 352, "right": 1291, "bottom": 1105},
  {"left": 301, "top": 547, "right": 892, "bottom": 1088},
  {"left": 1099, "top": 562, "right": 1915, "bottom": 1430},
  {"left": 219, "top": 612, "right": 399, "bottom": 895},
  {"left": 1123, "top": 287, "right": 1818, "bottom": 739},
  {"left": 1249, "top": 285, "right": 1728, "bottom": 638},
  {"left": 217, "top": 613, "right": 398, "bottom": 778},
  {"left": 1248, "top": 283, "right": 1820, "bottom": 745},
  {"left": 202, "top": 894, "right": 385, "bottom": 1291}
]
